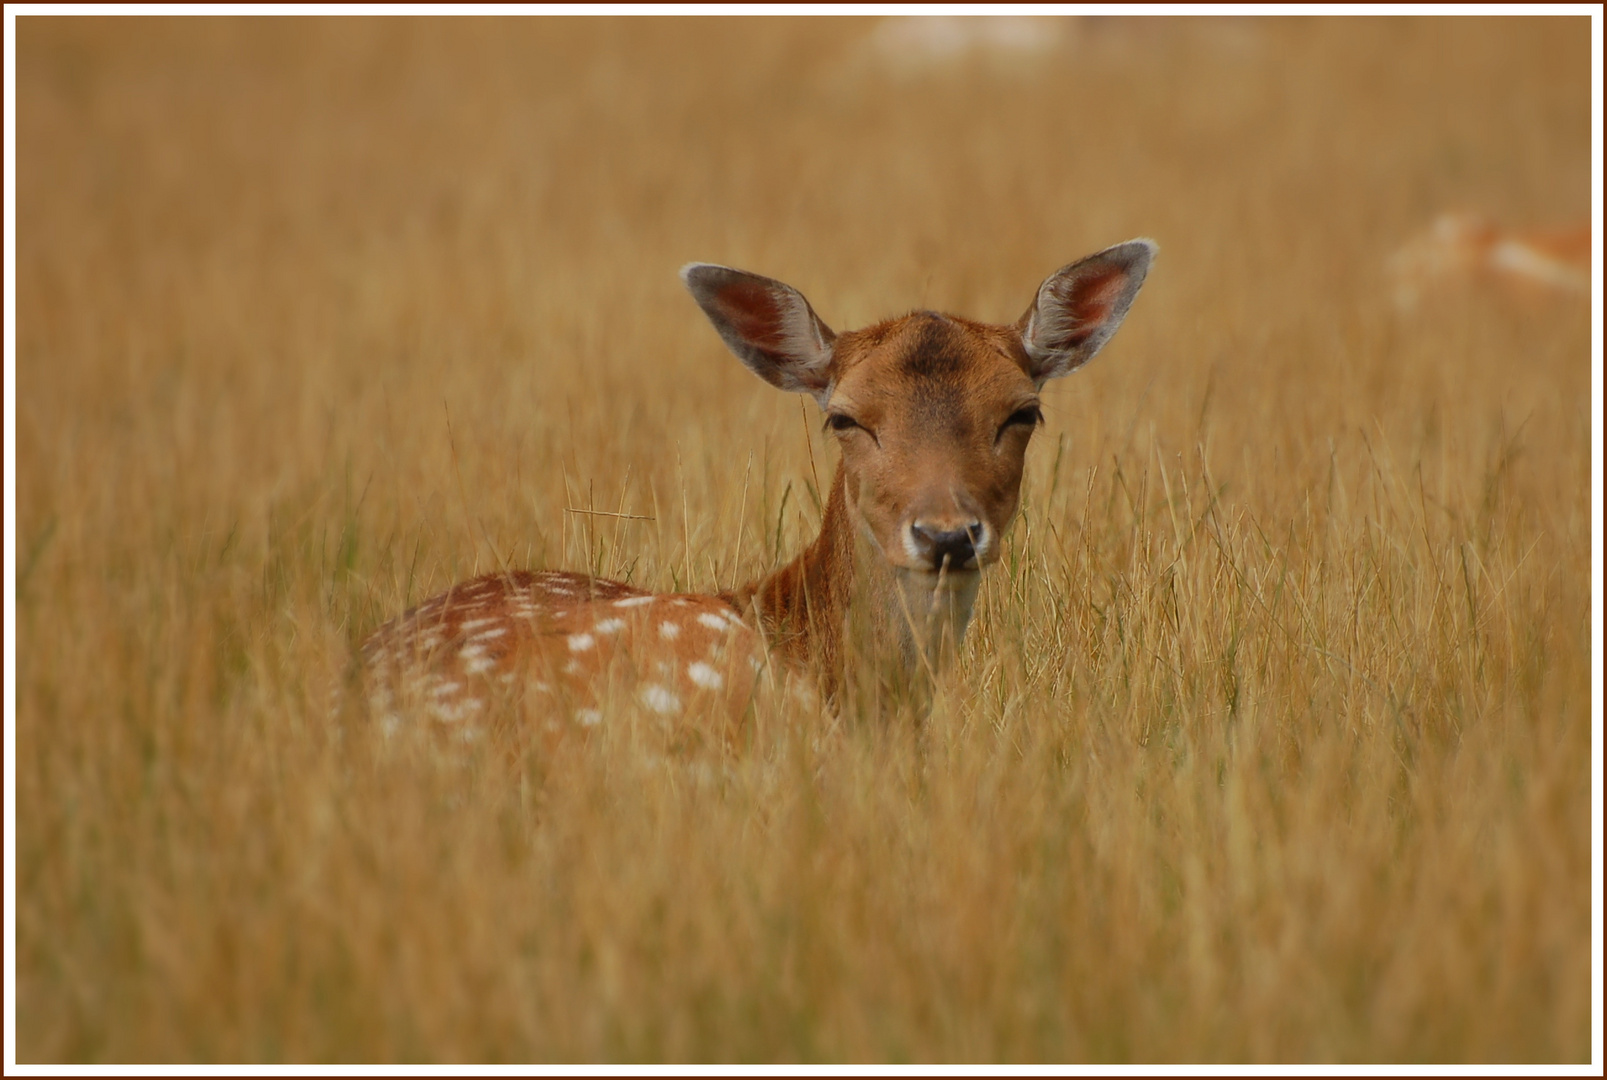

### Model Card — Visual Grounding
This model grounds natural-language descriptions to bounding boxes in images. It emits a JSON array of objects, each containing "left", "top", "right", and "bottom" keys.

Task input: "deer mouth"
[
  {"left": 892, "top": 564, "right": 984, "bottom": 654},
  {"left": 894, "top": 562, "right": 982, "bottom": 601},
  {"left": 898, "top": 561, "right": 982, "bottom": 579}
]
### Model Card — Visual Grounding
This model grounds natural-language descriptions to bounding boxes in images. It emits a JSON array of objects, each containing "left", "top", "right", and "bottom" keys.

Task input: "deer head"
[{"left": 682, "top": 239, "right": 1155, "bottom": 681}]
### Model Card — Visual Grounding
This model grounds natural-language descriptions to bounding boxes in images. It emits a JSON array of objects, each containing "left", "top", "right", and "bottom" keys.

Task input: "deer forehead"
[{"left": 829, "top": 313, "right": 1035, "bottom": 424}]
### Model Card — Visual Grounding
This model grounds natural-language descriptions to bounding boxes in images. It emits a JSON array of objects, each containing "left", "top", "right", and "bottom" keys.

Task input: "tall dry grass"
[{"left": 13, "top": 16, "right": 1595, "bottom": 1063}]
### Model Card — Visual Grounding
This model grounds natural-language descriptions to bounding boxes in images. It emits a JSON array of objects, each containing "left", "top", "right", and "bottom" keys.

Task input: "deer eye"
[
  {"left": 825, "top": 413, "right": 863, "bottom": 434},
  {"left": 998, "top": 405, "right": 1043, "bottom": 440}
]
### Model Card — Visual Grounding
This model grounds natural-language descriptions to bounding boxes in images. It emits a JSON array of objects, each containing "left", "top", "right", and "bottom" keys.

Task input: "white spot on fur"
[
  {"left": 460, "top": 617, "right": 499, "bottom": 631},
  {"left": 593, "top": 618, "right": 626, "bottom": 635},
  {"left": 431, "top": 696, "right": 485, "bottom": 724},
  {"left": 614, "top": 595, "right": 655, "bottom": 608},
  {"left": 430, "top": 681, "right": 461, "bottom": 698},
  {"left": 577, "top": 708, "right": 603, "bottom": 727},
  {"left": 659, "top": 621, "right": 681, "bottom": 640},
  {"left": 472, "top": 625, "right": 509, "bottom": 641},
  {"left": 459, "top": 644, "right": 495, "bottom": 675},
  {"left": 687, "top": 662, "right": 723, "bottom": 690},
  {"left": 563, "top": 659, "right": 581, "bottom": 675},
  {"left": 567, "top": 633, "right": 595, "bottom": 653},
  {"left": 639, "top": 684, "right": 682, "bottom": 715},
  {"left": 697, "top": 612, "right": 731, "bottom": 632}
]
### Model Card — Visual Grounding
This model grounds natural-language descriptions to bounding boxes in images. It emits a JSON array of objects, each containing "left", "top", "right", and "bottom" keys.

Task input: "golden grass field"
[{"left": 13, "top": 15, "right": 1597, "bottom": 1063}]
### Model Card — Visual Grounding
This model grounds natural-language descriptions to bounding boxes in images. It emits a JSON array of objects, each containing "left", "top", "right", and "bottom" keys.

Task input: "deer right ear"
[{"left": 681, "top": 264, "right": 837, "bottom": 406}]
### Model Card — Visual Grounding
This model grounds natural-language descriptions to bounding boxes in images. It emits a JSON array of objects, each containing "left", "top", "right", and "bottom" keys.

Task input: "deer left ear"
[{"left": 1017, "top": 239, "right": 1156, "bottom": 385}]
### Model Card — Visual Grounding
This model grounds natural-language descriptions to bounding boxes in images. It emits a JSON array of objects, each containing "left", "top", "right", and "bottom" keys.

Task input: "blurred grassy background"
[{"left": 14, "top": 15, "right": 1594, "bottom": 1062}]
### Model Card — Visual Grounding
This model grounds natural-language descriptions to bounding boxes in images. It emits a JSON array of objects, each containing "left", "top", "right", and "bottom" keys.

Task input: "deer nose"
[{"left": 908, "top": 521, "right": 983, "bottom": 572}]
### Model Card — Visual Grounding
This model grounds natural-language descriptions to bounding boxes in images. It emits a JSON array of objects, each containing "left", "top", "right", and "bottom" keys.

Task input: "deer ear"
[
  {"left": 681, "top": 264, "right": 837, "bottom": 406},
  {"left": 1017, "top": 239, "right": 1156, "bottom": 384}
]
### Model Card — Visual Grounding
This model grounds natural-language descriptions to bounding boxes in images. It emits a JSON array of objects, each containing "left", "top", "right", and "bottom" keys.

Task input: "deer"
[
  {"left": 1387, "top": 212, "right": 1591, "bottom": 311},
  {"left": 358, "top": 240, "right": 1156, "bottom": 744}
]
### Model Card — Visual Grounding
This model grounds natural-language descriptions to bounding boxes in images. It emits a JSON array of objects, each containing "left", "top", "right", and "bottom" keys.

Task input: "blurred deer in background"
[
  {"left": 360, "top": 240, "right": 1156, "bottom": 741},
  {"left": 1387, "top": 212, "right": 1591, "bottom": 311}
]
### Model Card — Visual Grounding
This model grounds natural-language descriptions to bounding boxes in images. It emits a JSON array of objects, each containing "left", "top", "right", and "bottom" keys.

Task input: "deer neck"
[{"left": 728, "top": 466, "right": 981, "bottom": 707}]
